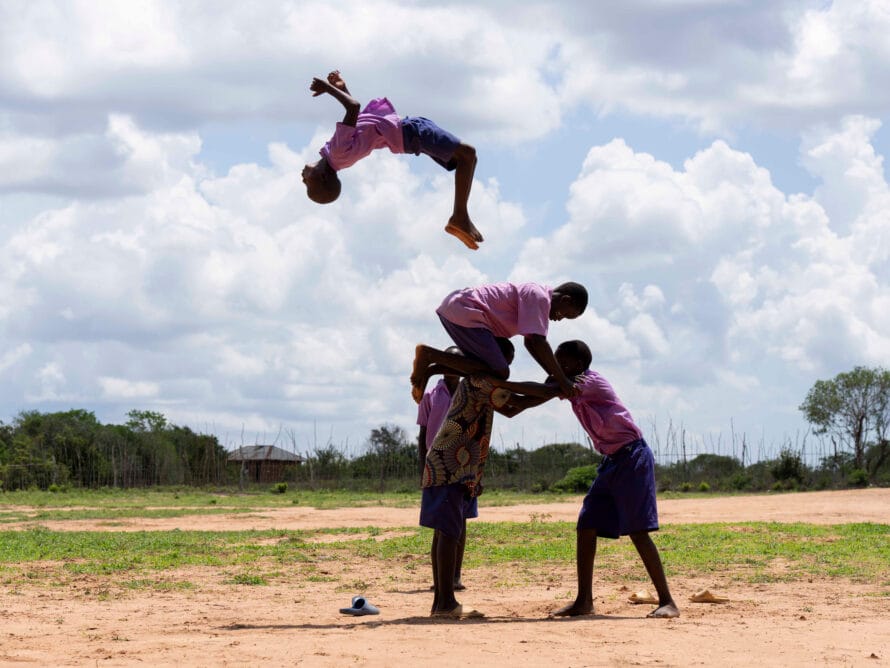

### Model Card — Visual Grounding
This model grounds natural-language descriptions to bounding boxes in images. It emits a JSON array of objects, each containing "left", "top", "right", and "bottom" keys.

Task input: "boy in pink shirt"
[
  {"left": 410, "top": 281, "right": 588, "bottom": 404},
  {"left": 302, "top": 70, "right": 483, "bottom": 250},
  {"left": 492, "top": 339, "right": 679, "bottom": 619}
]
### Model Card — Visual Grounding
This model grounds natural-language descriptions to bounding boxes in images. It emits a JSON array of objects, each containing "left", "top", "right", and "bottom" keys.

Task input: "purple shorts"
[
  {"left": 420, "top": 483, "right": 476, "bottom": 539},
  {"left": 465, "top": 495, "right": 479, "bottom": 519},
  {"left": 401, "top": 117, "right": 460, "bottom": 171},
  {"left": 577, "top": 439, "right": 659, "bottom": 539},
  {"left": 438, "top": 314, "right": 510, "bottom": 377}
]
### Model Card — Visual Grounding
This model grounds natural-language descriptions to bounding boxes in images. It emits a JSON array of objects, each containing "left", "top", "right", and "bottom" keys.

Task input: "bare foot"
[
  {"left": 445, "top": 214, "right": 483, "bottom": 250},
  {"left": 431, "top": 604, "right": 484, "bottom": 619},
  {"left": 550, "top": 600, "right": 594, "bottom": 617},
  {"left": 647, "top": 601, "right": 680, "bottom": 618},
  {"left": 411, "top": 344, "right": 432, "bottom": 403}
]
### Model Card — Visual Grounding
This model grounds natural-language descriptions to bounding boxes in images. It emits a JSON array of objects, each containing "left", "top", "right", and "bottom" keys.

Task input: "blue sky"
[{"left": 1, "top": 1, "right": 889, "bottom": 459}]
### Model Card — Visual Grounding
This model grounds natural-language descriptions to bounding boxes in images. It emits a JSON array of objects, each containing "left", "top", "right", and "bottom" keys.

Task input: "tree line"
[
  {"left": 0, "top": 409, "right": 229, "bottom": 490},
  {"left": 1, "top": 365, "right": 888, "bottom": 492}
]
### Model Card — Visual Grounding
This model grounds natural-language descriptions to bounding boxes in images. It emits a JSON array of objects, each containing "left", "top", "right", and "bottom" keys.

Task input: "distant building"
[{"left": 228, "top": 445, "right": 305, "bottom": 483}]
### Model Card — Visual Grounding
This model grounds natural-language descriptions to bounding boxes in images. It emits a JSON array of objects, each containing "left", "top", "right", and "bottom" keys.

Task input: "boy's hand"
[
  {"left": 559, "top": 377, "right": 580, "bottom": 399},
  {"left": 311, "top": 72, "right": 360, "bottom": 125},
  {"left": 310, "top": 77, "right": 333, "bottom": 97}
]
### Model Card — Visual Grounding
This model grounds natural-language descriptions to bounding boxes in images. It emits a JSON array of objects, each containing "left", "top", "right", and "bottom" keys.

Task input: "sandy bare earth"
[{"left": 0, "top": 489, "right": 888, "bottom": 667}]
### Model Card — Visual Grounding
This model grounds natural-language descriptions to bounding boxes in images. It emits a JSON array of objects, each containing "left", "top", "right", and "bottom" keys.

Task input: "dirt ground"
[{"left": 1, "top": 489, "right": 888, "bottom": 667}]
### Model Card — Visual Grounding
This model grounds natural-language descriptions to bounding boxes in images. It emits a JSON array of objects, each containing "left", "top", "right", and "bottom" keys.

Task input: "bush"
[
  {"left": 698, "top": 481, "right": 711, "bottom": 492},
  {"left": 846, "top": 469, "right": 868, "bottom": 488},
  {"left": 679, "top": 481, "right": 693, "bottom": 492},
  {"left": 271, "top": 482, "right": 288, "bottom": 494},
  {"left": 550, "top": 465, "right": 598, "bottom": 493},
  {"left": 729, "top": 472, "right": 752, "bottom": 490},
  {"left": 771, "top": 448, "right": 805, "bottom": 485},
  {"left": 686, "top": 454, "right": 743, "bottom": 479}
]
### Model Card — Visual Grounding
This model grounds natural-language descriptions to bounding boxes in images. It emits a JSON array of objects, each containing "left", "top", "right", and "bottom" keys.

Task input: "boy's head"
[
  {"left": 302, "top": 159, "right": 341, "bottom": 204},
  {"left": 554, "top": 339, "right": 591, "bottom": 377},
  {"left": 550, "top": 282, "right": 588, "bottom": 321},
  {"left": 495, "top": 337, "right": 516, "bottom": 365},
  {"left": 443, "top": 346, "right": 462, "bottom": 389}
]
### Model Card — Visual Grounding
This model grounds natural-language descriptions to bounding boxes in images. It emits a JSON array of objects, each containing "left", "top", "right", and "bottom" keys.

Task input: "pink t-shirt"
[
  {"left": 569, "top": 369, "right": 643, "bottom": 456},
  {"left": 416, "top": 379, "right": 453, "bottom": 451},
  {"left": 320, "top": 97, "right": 405, "bottom": 171},
  {"left": 436, "top": 282, "right": 552, "bottom": 339}
]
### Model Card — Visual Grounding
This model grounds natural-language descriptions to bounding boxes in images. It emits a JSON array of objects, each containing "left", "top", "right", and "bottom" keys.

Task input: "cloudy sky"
[{"left": 2, "top": 0, "right": 888, "bottom": 459}]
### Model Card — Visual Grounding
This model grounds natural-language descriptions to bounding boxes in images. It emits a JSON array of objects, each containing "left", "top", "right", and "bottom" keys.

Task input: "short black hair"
[
  {"left": 307, "top": 174, "right": 341, "bottom": 204},
  {"left": 556, "top": 339, "right": 592, "bottom": 370},
  {"left": 554, "top": 281, "right": 588, "bottom": 313}
]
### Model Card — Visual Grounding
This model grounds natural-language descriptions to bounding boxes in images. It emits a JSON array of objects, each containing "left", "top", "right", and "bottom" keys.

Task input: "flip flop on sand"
[
  {"left": 431, "top": 604, "right": 484, "bottom": 619},
  {"left": 339, "top": 595, "right": 380, "bottom": 616},
  {"left": 444, "top": 224, "right": 480, "bottom": 250},
  {"left": 628, "top": 590, "right": 658, "bottom": 604},
  {"left": 689, "top": 589, "right": 730, "bottom": 604}
]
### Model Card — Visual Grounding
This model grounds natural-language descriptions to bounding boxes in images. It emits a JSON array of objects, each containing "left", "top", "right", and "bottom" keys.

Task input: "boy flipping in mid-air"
[
  {"left": 416, "top": 348, "right": 470, "bottom": 592},
  {"left": 410, "top": 281, "right": 588, "bottom": 404},
  {"left": 421, "top": 338, "right": 517, "bottom": 619},
  {"left": 302, "top": 70, "right": 484, "bottom": 250},
  {"left": 492, "top": 340, "right": 680, "bottom": 619}
]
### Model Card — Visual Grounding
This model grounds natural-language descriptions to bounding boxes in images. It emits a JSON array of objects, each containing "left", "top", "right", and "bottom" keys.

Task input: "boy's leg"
[
  {"left": 629, "top": 531, "right": 680, "bottom": 618},
  {"left": 445, "top": 143, "right": 484, "bottom": 249},
  {"left": 400, "top": 118, "right": 482, "bottom": 249},
  {"left": 430, "top": 530, "right": 440, "bottom": 613},
  {"left": 422, "top": 484, "right": 482, "bottom": 617},
  {"left": 411, "top": 343, "right": 507, "bottom": 403},
  {"left": 454, "top": 518, "right": 467, "bottom": 590},
  {"left": 433, "top": 531, "right": 460, "bottom": 613},
  {"left": 552, "top": 528, "right": 597, "bottom": 616}
]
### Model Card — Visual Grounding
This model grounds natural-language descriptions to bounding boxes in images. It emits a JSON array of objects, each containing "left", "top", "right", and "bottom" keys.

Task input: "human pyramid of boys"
[{"left": 306, "top": 71, "right": 679, "bottom": 621}]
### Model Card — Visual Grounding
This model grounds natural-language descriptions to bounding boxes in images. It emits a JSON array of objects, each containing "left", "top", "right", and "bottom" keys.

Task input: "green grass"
[
  {"left": 0, "top": 486, "right": 586, "bottom": 512},
  {"left": 0, "top": 506, "right": 259, "bottom": 524},
  {"left": 0, "top": 487, "right": 298, "bottom": 509},
  {"left": 0, "top": 521, "right": 887, "bottom": 588},
  {"left": 224, "top": 573, "right": 269, "bottom": 586}
]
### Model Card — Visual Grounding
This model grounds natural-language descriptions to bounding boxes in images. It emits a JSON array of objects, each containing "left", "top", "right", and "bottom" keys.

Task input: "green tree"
[
  {"left": 800, "top": 366, "right": 890, "bottom": 476},
  {"left": 126, "top": 410, "right": 168, "bottom": 433},
  {"left": 528, "top": 442, "right": 597, "bottom": 473},
  {"left": 361, "top": 424, "right": 414, "bottom": 490}
]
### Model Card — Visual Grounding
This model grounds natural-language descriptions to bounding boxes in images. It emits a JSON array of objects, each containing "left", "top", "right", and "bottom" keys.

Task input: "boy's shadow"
[{"left": 221, "top": 613, "right": 637, "bottom": 632}]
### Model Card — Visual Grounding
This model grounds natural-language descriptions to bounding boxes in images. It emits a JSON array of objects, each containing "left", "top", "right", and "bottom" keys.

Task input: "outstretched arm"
[
  {"left": 310, "top": 71, "right": 360, "bottom": 127},
  {"left": 490, "top": 377, "right": 561, "bottom": 417},
  {"left": 524, "top": 334, "right": 578, "bottom": 397},
  {"left": 490, "top": 378, "right": 561, "bottom": 399},
  {"left": 496, "top": 392, "right": 554, "bottom": 417}
]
